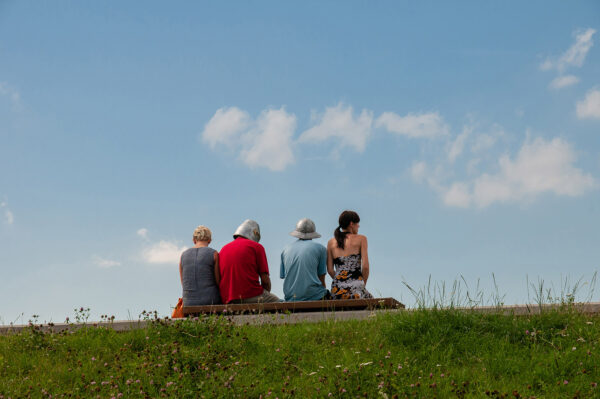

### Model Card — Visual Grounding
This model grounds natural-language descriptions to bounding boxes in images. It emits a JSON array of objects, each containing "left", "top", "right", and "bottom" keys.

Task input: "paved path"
[{"left": 2, "top": 302, "right": 599, "bottom": 334}]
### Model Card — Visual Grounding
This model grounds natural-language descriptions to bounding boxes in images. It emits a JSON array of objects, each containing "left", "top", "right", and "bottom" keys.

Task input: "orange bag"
[{"left": 171, "top": 297, "right": 184, "bottom": 319}]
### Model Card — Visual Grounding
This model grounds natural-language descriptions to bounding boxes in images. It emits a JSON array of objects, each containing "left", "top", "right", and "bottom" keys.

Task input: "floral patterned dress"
[{"left": 330, "top": 254, "right": 373, "bottom": 299}]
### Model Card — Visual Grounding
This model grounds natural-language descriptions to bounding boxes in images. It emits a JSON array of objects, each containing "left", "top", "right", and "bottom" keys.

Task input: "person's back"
[
  {"left": 179, "top": 225, "right": 222, "bottom": 306},
  {"left": 181, "top": 247, "right": 221, "bottom": 306},
  {"left": 327, "top": 210, "right": 372, "bottom": 299},
  {"left": 280, "top": 239, "right": 327, "bottom": 301},
  {"left": 219, "top": 237, "right": 268, "bottom": 303}
]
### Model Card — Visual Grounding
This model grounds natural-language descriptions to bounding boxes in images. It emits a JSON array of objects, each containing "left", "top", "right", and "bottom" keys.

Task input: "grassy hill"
[{"left": 1, "top": 308, "right": 599, "bottom": 398}]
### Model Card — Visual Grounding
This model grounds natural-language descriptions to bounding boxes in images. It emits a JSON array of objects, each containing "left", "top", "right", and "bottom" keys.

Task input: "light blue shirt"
[{"left": 280, "top": 239, "right": 328, "bottom": 302}]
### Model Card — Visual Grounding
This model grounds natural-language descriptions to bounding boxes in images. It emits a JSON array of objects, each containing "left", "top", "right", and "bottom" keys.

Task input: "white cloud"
[
  {"left": 442, "top": 182, "right": 472, "bottom": 208},
  {"left": 5, "top": 210, "right": 14, "bottom": 225},
  {"left": 240, "top": 108, "right": 296, "bottom": 171},
  {"left": 0, "top": 82, "right": 21, "bottom": 110},
  {"left": 137, "top": 228, "right": 149, "bottom": 239},
  {"left": 376, "top": 111, "right": 449, "bottom": 139},
  {"left": 201, "top": 107, "right": 296, "bottom": 171},
  {"left": 298, "top": 103, "right": 373, "bottom": 152},
  {"left": 413, "top": 136, "right": 596, "bottom": 208},
  {"left": 447, "top": 126, "right": 472, "bottom": 163},
  {"left": 410, "top": 161, "right": 428, "bottom": 183},
  {"left": 201, "top": 107, "right": 250, "bottom": 149},
  {"left": 576, "top": 89, "right": 600, "bottom": 119},
  {"left": 0, "top": 201, "right": 13, "bottom": 225},
  {"left": 541, "top": 28, "right": 596, "bottom": 73},
  {"left": 92, "top": 255, "right": 121, "bottom": 268},
  {"left": 142, "top": 240, "right": 188, "bottom": 265},
  {"left": 471, "top": 137, "right": 595, "bottom": 208},
  {"left": 471, "top": 133, "right": 498, "bottom": 153},
  {"left": 549, "top": 75, "right": 580, "bottom": 89}
]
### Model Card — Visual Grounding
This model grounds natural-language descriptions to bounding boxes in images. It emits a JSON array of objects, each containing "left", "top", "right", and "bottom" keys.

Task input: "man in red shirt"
[{"left": 219, "top": 220, "right": 280, "bottom": 304}]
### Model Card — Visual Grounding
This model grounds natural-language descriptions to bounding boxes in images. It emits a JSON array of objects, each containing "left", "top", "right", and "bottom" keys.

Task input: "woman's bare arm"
[
  {"left": 326, "top": 240, "right": 336, "bottom": 279},
  {"left": 179, "top": 258, "right": 183, "bottom": 286},
  {"left": 213, "top": 251, "right": 220, "bottom": 286},
  {"left": 361, "top": 236, "right": 369, "bottom": 285}
]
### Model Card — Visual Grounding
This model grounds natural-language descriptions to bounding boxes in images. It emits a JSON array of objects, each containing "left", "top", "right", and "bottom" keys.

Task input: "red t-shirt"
[{"left": 219, "top": 237, "right": 269, "bottom": 303}]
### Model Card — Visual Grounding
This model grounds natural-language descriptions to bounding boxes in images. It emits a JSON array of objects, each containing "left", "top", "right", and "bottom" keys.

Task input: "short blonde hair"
[{"left": 193, "top": 225, "right": 212, "bottom": 242}]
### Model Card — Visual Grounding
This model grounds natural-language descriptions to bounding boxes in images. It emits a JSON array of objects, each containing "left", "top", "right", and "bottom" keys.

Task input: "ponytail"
[
  {"left": 334, "top": 210, "right": 360, "bottom": 250},
  {"left": 334, "top": 226, "right": 347, "bottom": 249}
]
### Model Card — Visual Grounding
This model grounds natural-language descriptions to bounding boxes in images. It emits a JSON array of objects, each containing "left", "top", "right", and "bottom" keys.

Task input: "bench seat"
[{"left": 182, "top": 297, "right": 404, "bottom": 315}]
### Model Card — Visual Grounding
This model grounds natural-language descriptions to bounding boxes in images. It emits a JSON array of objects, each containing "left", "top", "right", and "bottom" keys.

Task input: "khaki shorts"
[{"left": 230, "top": 290, "right": 280, "bottom": 304}]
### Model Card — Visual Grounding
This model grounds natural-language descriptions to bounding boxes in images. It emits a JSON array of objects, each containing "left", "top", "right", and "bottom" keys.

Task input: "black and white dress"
[{"left": 330, "top": 254, "right": 373, "bottom": 299}]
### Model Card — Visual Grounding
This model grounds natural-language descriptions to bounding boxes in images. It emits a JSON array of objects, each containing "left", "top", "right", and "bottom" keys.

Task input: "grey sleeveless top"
[{"left": 181, "top": 247, "right": 222, "bottom": 306}]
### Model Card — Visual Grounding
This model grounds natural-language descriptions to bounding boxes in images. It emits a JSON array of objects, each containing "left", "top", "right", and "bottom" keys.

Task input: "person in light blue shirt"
[{"left": 280, "top": 218, "right": 331, "bottom": 302}]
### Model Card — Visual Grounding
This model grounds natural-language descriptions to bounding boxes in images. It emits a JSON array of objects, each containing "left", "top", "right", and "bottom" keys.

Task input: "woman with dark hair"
[{"left": 327, "top": 210, "right": 373, "bottom": 299}]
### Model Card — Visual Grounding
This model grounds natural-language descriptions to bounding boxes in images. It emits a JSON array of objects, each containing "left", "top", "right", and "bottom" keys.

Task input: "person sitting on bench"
[
  {"left": 219, "top": 219, "right": 280, "bottom": 304},
  {"left": 280, "top": 218, "right": 331, "bottom": 302},
  {"left": 179, "top": 225, "right": 222, "bottom": 306},
  {"left": 328, "top": 210, "right": 373, "bottom": 300}
]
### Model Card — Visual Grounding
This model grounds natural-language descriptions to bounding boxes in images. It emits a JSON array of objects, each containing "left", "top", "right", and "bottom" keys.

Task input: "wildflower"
[
  {"left": 441, "top": 374, "right": 445, "bottom": 378},
  {"left": 563, "top": 380, "right": 569, "bottom": 385},
  {"left": 145, "top": 336, "right": 149, "bottom": 340},
  {"left": 90, "top": 381, "right": 96, "bottom": 385},
  {"left": 275, "top": 348, "right": 280, "bottom": 352},
  {"left": 378, "top": 381, "right": 384, "bottom": 389},
  {"left": 572, "top": 347, "right": 577, "bottom": 351},
  {"left": 135, "top": 380, "right": 140, "bottom": 384},
  {"left": 117, "top": 394, "right": 123, "bottom": 398},
  {"left": 398, "top": 365, "right": 403, "bottom": 369},
  {"left": 331, "top": 340, "right": 336, "bottom": 345},
  {"left": 429, "top": 373, "right": 433, "bottom": 378},
  {"left": 166, "top": 382, "right": 174, "bottom": 388},
  {"left": 359, "top": 362, "right": 373, "bottom": 366},
  {"left": 309, "top": 372, "right": 317, "bottom": 376},
  {"left": 91, "top": 357, "right": 96, "bottom": 361},
  {"left": 340, "top": 388, "right": 347, "bottom": 393},
  {"left": 525, "top": 330, "right": 530, "bottom": 335},
  {"left": 591, "top": 382, "right": 597, "bottom": 388}
]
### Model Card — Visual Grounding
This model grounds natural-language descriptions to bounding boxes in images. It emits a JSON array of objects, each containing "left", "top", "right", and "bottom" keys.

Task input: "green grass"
[{"left": 1, "top": 308, "right": 599, "bottom": 398}]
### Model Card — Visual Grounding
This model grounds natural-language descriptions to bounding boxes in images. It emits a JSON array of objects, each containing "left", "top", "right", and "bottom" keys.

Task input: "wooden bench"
[{"left": 182, "top": 297, "right": 404, "bottom": 316}]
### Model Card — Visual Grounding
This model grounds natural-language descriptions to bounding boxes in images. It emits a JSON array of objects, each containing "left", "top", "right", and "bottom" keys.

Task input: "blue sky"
[{"left": 1, "top": 1, "right": 599, "bottom": 323}]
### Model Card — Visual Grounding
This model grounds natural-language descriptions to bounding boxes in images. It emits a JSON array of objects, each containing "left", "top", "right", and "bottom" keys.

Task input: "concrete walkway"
[{"left": 2, "top": 302, "right": 599, "bottom": 334}]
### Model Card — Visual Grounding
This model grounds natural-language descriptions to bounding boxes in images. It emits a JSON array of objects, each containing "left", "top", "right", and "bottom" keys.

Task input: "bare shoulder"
[
  {"left": 327, "top": 238, "right": 336, "bottom": 248},
  {"left": 356, "top": 234, "right": 368, "bottom": 243}
]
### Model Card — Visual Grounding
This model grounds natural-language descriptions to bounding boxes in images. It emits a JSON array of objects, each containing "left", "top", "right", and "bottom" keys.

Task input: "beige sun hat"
[{"left": 290, "top": 218, "right": 321, "bottom": 239}]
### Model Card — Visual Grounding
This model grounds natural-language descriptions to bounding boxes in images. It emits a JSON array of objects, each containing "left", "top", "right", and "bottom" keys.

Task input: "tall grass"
[{"left": 402, "top": 272, "right": 597, "bottom": 310}]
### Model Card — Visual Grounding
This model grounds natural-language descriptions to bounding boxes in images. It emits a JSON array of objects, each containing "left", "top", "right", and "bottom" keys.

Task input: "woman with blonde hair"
[
  {"left": 327, "top": 210, "right": 373, "bottom": 300},
  {"left": 179, "top": 225, "right": 221, "bottom": 305}
]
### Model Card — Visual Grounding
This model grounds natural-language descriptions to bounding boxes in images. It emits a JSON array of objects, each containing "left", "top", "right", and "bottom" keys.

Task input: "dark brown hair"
[{"left": 334, "top": 210, "right": 360, "bottom": 249}]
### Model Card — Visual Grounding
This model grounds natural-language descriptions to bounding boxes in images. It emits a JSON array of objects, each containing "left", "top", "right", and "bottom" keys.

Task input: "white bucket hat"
[{"left": 290, "top": 218, "right": 321, "bottom": 240}]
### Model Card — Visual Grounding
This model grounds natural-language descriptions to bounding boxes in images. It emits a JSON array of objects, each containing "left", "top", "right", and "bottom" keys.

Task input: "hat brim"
[{"left": 290, "top": 231, "right": 321, "bottom": 239}]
